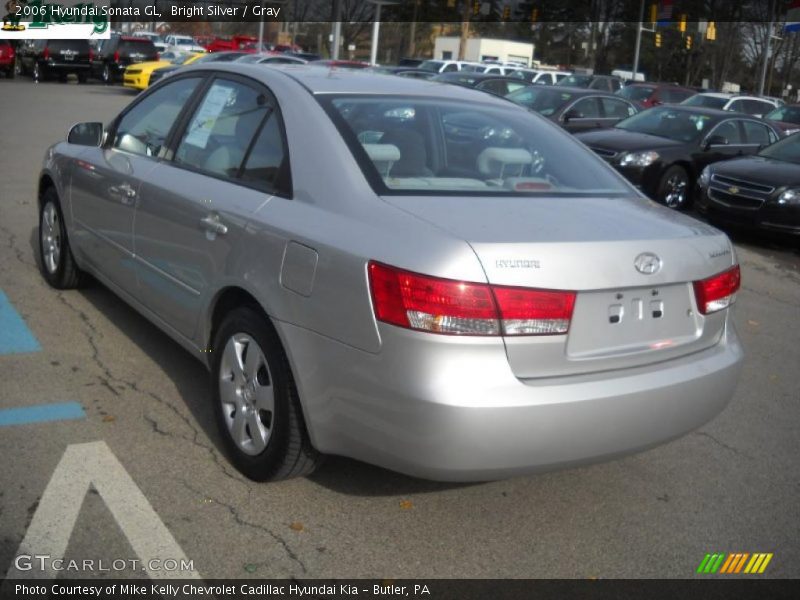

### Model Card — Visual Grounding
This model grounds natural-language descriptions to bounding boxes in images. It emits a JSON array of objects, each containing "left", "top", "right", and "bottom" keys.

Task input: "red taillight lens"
[
  {"left": 113, "top": 50, "right": 120, "bottom": 63},
  {"left": 693, "top": 265, "right": 740, "bottom": 315},
  {"left": 43, "top": 47, "right": 50, "bottom": 60},
  {"left": 368, "top": 262, "right": 575, "bottom": 336},
  {"left": 89, "top": 48, "right": 94, "bottom": 61}
]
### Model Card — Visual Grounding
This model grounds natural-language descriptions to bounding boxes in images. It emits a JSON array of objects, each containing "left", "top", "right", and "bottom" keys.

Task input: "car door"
[
  {"left": 693, "top": 119, "right": 747, "bottom": 173},
  {"left": 69, "top": 76, "right": 204, "bottom": 296},
  {"left": 560, "top": 97, "right": 604, "bottom": 133},
  {"left": 133, "top": 74, "right": 285, "bottom": 339}
]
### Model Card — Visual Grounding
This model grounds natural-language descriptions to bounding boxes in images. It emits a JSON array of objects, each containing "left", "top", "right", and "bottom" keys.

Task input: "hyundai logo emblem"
[{"left": 634, "top": 252, "right": 662, "bottom": 275}]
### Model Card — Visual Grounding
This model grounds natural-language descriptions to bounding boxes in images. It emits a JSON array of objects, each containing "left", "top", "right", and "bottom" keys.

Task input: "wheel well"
[
  {"left": 673, "top": 161, "right": 695, "bottom": 181},
  {"left": 38, "top": 174, "right": 56, "bottom": 210},
  {"left": 208, "top": 287, "right": 263, "bottom": 350}
]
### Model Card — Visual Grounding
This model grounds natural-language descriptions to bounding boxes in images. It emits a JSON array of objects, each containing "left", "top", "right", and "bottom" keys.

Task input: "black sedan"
[
  {"left": 763, "top": 104, "right": 800, "bottom": 137},
  {"left": 575, "top": 106, "right": 780, "bottom": 209},
  {"left": 431, "top": 72, "right": 529, "bottom": 97},
  {"left": 505, "top": 85, "right": 639, "bottom": 133},
  {"left": 696, "top": 134, "right": 800, "bottom": 241}
]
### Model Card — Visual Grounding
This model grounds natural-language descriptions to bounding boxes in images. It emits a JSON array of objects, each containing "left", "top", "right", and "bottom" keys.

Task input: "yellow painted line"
[
  {"left": 758, "top": 553, "right": 773, "bottom": 574},
  {"left": 734, "top": 553, "right": 749, "bottom": 573},
  {"left": 719, "top": 554, "right": 736, "bottom": 574},
  {"left": 749, "top": 554, "right": 766, "bottom": 573}
]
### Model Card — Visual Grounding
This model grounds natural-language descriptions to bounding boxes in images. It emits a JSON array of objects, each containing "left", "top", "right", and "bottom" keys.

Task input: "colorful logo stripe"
[{"left": 697, "top": 553, "right": 773, "bottom": 574}]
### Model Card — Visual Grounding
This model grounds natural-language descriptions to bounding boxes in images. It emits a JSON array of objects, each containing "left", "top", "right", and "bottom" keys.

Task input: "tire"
[
  {"left": 6, "top": 66, "right": 14, "bottom": 79},
  {"left": 212, "top": 306, "right": 322, "bottom": 481},
  {"left": 657, "top": 165, "right": 691, "bottom": 210},
  {"left": 38, "top": 187, "right": 85, "bottom": 289},
  {"left": 32, "top": 61, "right": 40, "bottom": 82},
  {"left": 14, "top": 58, "right": 22, "bottom": 76},
  {"left": 77, "top": 72, "right": 87, "bottom": 84},
  {"left": 102, "top": 64, "right": 111, "bottom": 85}
]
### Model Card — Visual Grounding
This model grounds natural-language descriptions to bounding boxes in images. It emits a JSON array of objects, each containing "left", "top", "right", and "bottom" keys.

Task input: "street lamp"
[{"left": 368, "top": 0, "right": 399, "bottom": 66}]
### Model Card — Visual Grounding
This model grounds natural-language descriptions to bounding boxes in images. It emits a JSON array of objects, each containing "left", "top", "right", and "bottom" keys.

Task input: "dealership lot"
[{"left": 0, "top": 77, "right": 798, "bottom": 579}]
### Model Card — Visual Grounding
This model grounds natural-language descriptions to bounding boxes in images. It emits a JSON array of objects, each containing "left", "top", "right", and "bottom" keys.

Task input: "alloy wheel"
[
  {"left": 41, "top": 202, "right": 61, "bottom": 274},
  {"left": 663, "top": 173, "right": 688, "bottom": 208}
]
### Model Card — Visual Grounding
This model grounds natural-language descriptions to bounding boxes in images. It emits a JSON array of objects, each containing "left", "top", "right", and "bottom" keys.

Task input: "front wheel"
[
  {"left": 38, "top": 188, "right": 85, "bottom": 289},
  {"left": 102, "top": 64, "right": 111, "bottom": 85},
  {"left": 657, "top": 165, "right": 691, "bottom": 210},
  {"left": 212, "top": 307, "right": 322, "bottom": 481},
  {"left": 32, "top": 61, "right": 41, "bottom": 81}
]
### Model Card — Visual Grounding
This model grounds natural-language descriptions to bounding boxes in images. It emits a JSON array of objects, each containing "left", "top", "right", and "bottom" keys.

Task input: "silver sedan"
[{"left": 37, "top": 64, "right": 743, "bottom": 481}]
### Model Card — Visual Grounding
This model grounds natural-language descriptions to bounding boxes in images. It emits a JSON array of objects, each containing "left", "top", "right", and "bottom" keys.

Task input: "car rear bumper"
[{"left": 278, "top": 317, "right": 744, "bottom": 481}]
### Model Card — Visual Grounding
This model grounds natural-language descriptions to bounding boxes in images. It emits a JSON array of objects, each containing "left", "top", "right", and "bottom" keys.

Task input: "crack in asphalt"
[
  {"left": 52, "top": 291, "right": 248, "bottom": 486},
  {"left": 180, "top": 479, "right": 308, "bottom": 576},
  {"left": 741, "top": 285, "right": 800, "bottom": 309},
  {"left": 694, "top": 431, "right": 752, "bottom": 459},
  {"left": 0, "top": 222, "right": 35, "bottom": 270}
]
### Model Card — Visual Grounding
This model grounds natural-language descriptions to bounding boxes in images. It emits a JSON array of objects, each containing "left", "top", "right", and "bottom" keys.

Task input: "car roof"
[
  {"left": 696, "top": 92, "right": 734, "bottom": 99},
  {"left": 184, "top": 63, "right": 517, "bottom": 105},
  {"left": 519, "top": 85, "right": 619, "bottom": 97}
]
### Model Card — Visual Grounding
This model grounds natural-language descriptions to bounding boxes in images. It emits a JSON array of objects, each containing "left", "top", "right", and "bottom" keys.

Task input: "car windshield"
[
  {"left": 681, "top": 95, "right": 727, "bottom": 109},
  {"left": 419, "top": 60, "right": 444, "bottom": 72},
  {"left": 559, "top": 74, "right": 592, "bottom": 87},
  {"left": 321, "top": 95, "right": 629, "bottom": 196},
  {"left": 765, "top": 105, "right": 800, "bottom": 125},
  {"left": 615, "top": 107, "right": 713, "bottom": 142},
  {"left": 505, "top": 87, "right": 574, "bottom": 116},
  {"left": 758, "top": 134, "right": 800, "bottom": 164},
  {"left": 618, "top": 86, "right": 656, "bottom": 101}
]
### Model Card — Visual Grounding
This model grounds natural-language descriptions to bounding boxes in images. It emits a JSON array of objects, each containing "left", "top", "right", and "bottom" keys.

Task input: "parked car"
[
  {"left": 396, "top": 57, "right": 426, "bottom": 67},
  {"left": 15, "top": 39, "right": 92, "bottom": 82},
  {"left": 283, "top": 51, "right": 321, "bottom": 62},
  {"left": 762, "top": 104, "right": 800, "bottom": 136},
  {"left": 309, "top": 59, "right": 370, "bottom": 69},
  {"left": 508, "top": 68, "right": 571, "bottom": 85},
  {"left": 681, "top": 93, "right": 780, "bottom": 117},
  {"left": 696, "top": 133, "right": 800, "bottom": 241},
  {"left": 417, "top": 59, "right": 482, "bottom": 73},
  {"left": 506, "top": 85, "right": 638, "bottom": 133},
  {"left": 38, "top": 66, "right": 742, "bottom": 482},
  {"left": 557, "top": 73, "right": 622, "bottom": 92},
  {"left": 123, "top": 52, "right": 201, "bottom": 91},
  {"left": 394, "top": 69, "right": 436, "bottom": 80},
  {"left": 616, "top": 83, "right": 696, "bottom": 108},
  {"left": 205, "top": 35, "right": 259, "bottom": 54},
  {"left": 164, "top": 34, "right": 206, "bottom": 54},
  {"left": 431, "top": 72, "right": 529, "bottom": 97},
  {"left": 92, "top": 35, "right": 159, "bottom": 84},
  {"left": 0, "top": 40, "right": 15, "bottom": 78},
  {"left": 147, "top": 51, "right": 249, "bottom": 85},
  {"left": 235, "top": 53, "right": 307, "bottom": 65},
  {"left": 575, "top": 106, "right": 780, "bottom": 209}
]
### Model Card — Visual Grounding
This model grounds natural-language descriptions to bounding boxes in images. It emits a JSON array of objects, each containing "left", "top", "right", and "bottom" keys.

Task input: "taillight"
[
  {"left": 113, "top": 50, "right": 120, "bottom": 63},
  {"left": 43, "top": 46, "right": 50, "bottom": 60},
  {"left": 89, "top": 48, "right": 94, "bottom": 61},
  {"left": 368, "top": 262, "right": 575, "bottom": 336},
  {"left": 693, "top": 265, "right": 740, "bottom": 315}
]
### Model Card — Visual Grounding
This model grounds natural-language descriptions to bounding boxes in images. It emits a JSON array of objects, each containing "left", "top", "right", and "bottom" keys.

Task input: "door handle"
[
  {"left": 108, "top": 182, "right": 137, "bottom": 204},
  {"left": 200, "top": 214, "right": 228, "bottom": 236}
]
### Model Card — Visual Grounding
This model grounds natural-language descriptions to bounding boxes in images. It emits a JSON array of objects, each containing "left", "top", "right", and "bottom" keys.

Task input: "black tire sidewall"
[{"left": 211, "top": 308, "right": 295, "bottom": 481}]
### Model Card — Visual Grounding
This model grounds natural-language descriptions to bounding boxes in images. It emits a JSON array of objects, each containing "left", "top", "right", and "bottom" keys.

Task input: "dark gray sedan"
[{"left": 36, "top": 65, "right": 743, "bottom": 482}]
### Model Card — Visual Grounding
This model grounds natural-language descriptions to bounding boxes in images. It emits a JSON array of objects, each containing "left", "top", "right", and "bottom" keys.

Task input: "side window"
[
  {"left": 239, "top": 112, "right": 291, "bottom": 195},
  {"left": 477, "top": 80, "right": 508, "bottom": 96},
  {"left": 742, "top": 121, "right": 773, "bottom": 145},
  {"left": 601, "top": 98, "right": 635, "bottom": 119},
  {"left": 727, "top": 99, "right": 745, "bottom": 113},
  {"left": 443, "top": 63, "right": 458, "bottom": 72},
  {"left": 112, "top": 77, "right": 202, "bottom": 158},
  {"left": 174, "top": 78, "right": 270, "bottom": 178},
  {"left": 568, "top": 97, "right": 602, "bottom": 118},
  {"left": 745, "top": 100, "right": 772, "bottom": 115},
  {"left": 709, "top": 120, "right": 743, "bottom": 145}
]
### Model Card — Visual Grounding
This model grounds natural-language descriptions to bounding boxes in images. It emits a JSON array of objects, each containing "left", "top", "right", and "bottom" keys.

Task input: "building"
[{"left": 433, "top": 37, "right": 534, "bottom": 67}]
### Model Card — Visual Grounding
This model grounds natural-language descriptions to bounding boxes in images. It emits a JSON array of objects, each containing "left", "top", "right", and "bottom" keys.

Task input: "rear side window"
[
  {"left": 175, "top": 79, "right": 270, "bottom": 179},
  {"left": 570, "top": 97, "right": 602, "bottom": 118},
  {"left": 112, "top": 77, "right": 202, "bottom": 158},
  {"left": 743, "top": 121, "right": 774, "bottom": 145},
  {"left": 239, "top": 114, "right": 291, "bottom": 195},
  {"left": 601, "top": 97, "right": 636, "bottom": 119}
]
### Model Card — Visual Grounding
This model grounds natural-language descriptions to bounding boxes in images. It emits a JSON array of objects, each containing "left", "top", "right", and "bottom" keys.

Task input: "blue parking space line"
[
  {"left": 0, "top": 402, "right": 86, "bottom": 427},
  {"left": 0, "top": 289, "right": 41, "bottom": 355}
]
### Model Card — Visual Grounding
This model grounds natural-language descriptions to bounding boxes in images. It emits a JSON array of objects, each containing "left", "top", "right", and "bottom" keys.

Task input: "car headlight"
[
  {"left": 777, "top": 188, "right": 800, "bottom": 205},
  {"left": 699, "top": 166, "right": 712, "bottom": 188},
  {"left": 618, "top": 151, "right": 660, "bottom": 167}
]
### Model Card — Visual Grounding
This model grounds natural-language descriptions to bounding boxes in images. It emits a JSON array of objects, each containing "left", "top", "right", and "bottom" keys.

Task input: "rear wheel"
[
  {"left": 212, "top": 307, "right": 322, "bottom": 481},
  {"left": 5, "top": 65, "right": 14, "bottom": 79},
  {"left": 77, "top": 72, "right": 87, "bottom": 84},
  {"left": 38, "top": 187, "right": 85, "bottom": 289},
  {"left": 657, "top": 165, "right": 691, "bottom": 210},
  {"left": 102, "top": 64, "right": 111, "bottom": 84},
  {"left": 14, "top": 58, "right": 22, "bottom": 76},
  {"left": 32, "top": 61, "right": 41, "bottom": 81}
]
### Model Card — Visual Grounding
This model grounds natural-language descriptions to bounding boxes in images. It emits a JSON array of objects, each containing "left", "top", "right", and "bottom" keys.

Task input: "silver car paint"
[{"left": 41, "top": 65, "right": 743, "bottom": 480}]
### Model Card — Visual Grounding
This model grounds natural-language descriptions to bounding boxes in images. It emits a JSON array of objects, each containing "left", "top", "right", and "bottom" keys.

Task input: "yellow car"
[{"left": 123, "top": 51, "right": 203, "bottom": 91}]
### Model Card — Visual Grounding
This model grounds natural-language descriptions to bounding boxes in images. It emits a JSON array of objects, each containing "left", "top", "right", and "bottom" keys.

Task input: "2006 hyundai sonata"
[{"left": 37, "top": 64, "right": 743, "bottom": 481}]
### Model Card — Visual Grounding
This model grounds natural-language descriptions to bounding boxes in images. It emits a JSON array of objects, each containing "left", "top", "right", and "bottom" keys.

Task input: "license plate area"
[{"left": 566, "top": 283, "right": 701, "bottom": 359}]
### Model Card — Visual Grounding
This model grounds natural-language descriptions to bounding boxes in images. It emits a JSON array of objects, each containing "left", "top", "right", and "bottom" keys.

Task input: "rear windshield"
[
  {"left": 119, "top": 40, "right": 157, "bottom": 56},
  {"left": 47, "top": 40, "right": 90, "bottom": 52},
  {"left": 320, "top": 95, "right": 628, "bottom": 196},
  {"left": 765, "top": 105, "right": 800, "bottom": 124},
  {"left": 559, "top": 74, "right": 592, "bottom": 87},
  {"left": 618, "top": 86, "right": 656, "bottom": 101}
]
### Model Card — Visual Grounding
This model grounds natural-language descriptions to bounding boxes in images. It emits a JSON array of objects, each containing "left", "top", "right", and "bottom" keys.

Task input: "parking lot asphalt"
[{"left": 0, "top": 76, "right": 798, "bottom": 580}]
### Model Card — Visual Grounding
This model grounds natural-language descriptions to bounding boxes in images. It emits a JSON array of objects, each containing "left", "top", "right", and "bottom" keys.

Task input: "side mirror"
[
  {"left": 67, "top": 122, "right": 104, "bottom": 147},
  {"left": 704, "top": 134, "right": 728, "bottom": 150},
  {"left": 563, "top": 109, "right": 583, "bottom": 122}
]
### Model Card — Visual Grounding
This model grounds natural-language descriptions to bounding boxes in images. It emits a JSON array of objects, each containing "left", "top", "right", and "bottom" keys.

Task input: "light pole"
[
  {"left": 632, "top": 0, "right": 645, "bottom": 81},
  {"left": 368, "top": 1, "right": 399, "bottom": 66},
  {"left": 758, "top": 0, "right": 777, "bottom": 96}
]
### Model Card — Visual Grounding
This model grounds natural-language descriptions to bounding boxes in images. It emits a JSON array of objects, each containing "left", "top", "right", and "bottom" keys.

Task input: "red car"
[
  {"left": 0, "top": 40, "right": 15, "bottom": 78},
  {"left": 205, "top": 35, "right": 260, "bottom": 53},
  {"left": 617, "top": 83, "right": 696, "bottom": 108}
]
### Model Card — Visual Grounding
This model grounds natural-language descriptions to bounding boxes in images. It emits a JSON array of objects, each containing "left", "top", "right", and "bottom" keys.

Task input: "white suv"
[
  {"left": 681, "top": 93, "right": 780, "bottom": 118},
  {"left": 418, "top": 59, "right": 483, "bottom": 74}
]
